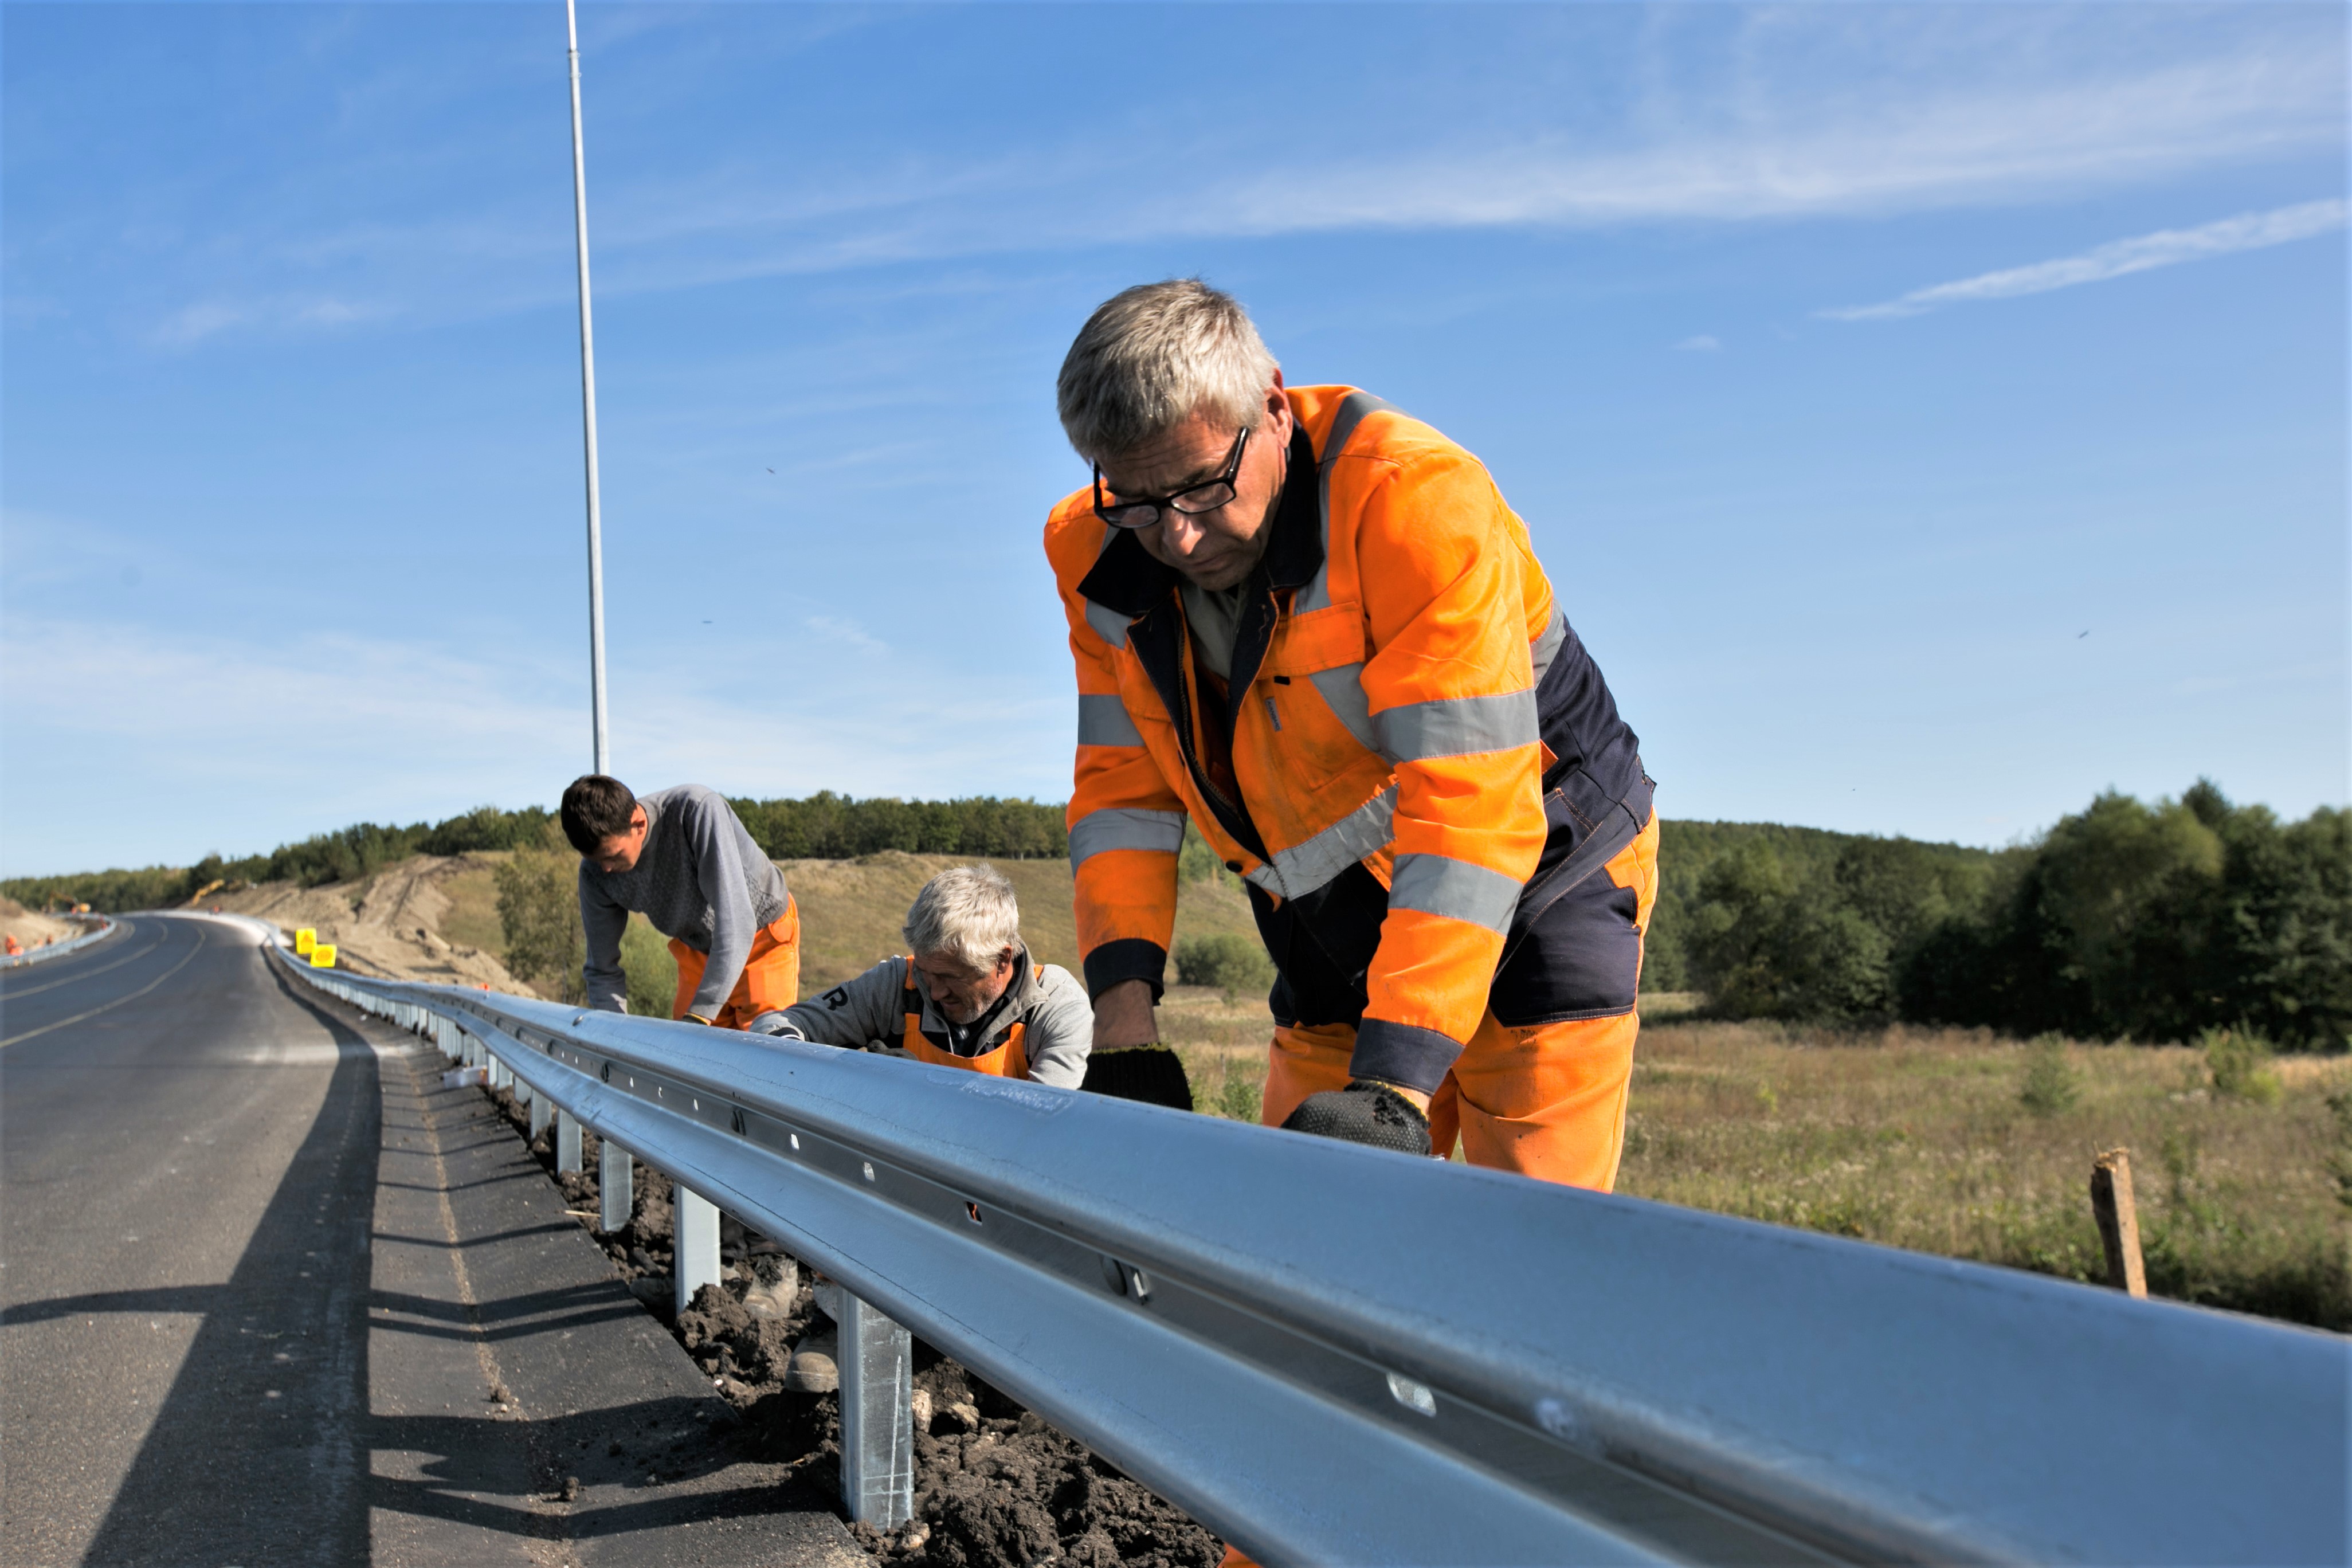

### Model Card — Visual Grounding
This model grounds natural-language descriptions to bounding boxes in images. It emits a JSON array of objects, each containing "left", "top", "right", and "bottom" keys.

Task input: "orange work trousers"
[
  {"left": 1259, "top": 813, "right": 1660, "bottom": 1190},
  {"left": 667, "top": 896, "right": 801, "bottom": 1030}
]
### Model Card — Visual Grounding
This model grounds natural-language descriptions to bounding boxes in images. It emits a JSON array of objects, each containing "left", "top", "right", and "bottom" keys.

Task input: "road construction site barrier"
[
  {"left": 1, "top": 915, "right": 117, "bottom": 969},
  {"left": 253, "top": 923, "right": 2349, "bottom": 1566}
]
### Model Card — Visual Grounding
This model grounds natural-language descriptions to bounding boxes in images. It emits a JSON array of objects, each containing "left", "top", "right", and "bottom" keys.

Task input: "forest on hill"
[{"left": 10, "top": 781, "right": 2345, "bottom": 1049}]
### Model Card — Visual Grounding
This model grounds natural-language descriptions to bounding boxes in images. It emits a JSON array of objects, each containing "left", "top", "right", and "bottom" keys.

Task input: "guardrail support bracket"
[
  {"left": 840, "top": 1292, "right": 915, "bottom": 1527},
  {"left": 675, "top": 1184, "right": 720, "bottom": 1316},
  {"left": 601, "top": 1143, "right": 632, "bottom": 1232}
]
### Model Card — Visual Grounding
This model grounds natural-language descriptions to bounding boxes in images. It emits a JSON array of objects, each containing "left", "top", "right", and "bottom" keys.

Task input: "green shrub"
[
  {"left": 2018, "top": 1034, "right": 2080, "bottom": 1116},
  {"left": 2201, "top": 1026, "right": 2282, "bottom": 1103},
  {"left": 1218, "top": 1072, "right": 1264, "bottom": 1124},
  {"left": 494, "top": 828, "right": 584, "bottom": 1002},
  {"left": 1174, "top": 932, "right": 1273, "bottom": 998},
  {"left": 620, "top": 918, "right": 679, "bottom": 1018},
  {"left": 2326, "top": 1091, "right": 2352, "bottom": 1211},
  {"left": 1177, "top": 821, "right": 1225, "bottom": 885}
]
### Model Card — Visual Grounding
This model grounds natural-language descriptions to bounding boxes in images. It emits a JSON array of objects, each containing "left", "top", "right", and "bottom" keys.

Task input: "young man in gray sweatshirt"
[{"left": 562, "top": 775, "right": 800, "bottom": 1028}]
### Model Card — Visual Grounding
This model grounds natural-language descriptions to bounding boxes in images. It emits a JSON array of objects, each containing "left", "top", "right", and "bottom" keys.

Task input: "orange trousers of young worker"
[
  {"left": 667, "top": 896, "right": 801, "bottom": 1030},
  {"left": 1222, "top": 819, "right": 1657, "bottom": 1568}
]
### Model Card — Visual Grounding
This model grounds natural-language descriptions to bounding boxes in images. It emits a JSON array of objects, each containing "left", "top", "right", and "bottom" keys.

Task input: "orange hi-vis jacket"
[{"left": 1048, "top": 387, "right": 1652, "bottom": 1096}]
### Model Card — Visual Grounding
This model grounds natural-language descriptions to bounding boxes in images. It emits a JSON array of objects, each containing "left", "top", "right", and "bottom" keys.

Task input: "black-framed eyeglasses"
[{"left": 1092, "top": 424, "right": 1252, "bottom": 530}]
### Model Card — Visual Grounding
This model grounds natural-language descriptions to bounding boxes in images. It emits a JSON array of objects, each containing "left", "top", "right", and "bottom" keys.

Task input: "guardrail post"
[
  {"left": 600, "top": 1143, "right": 633, "bottom": 1232},
  {"left": 674, "top": 1186, "right": 721, "bottom": 1316},
  {"left": 557, "top": 1109, "right": 582, "bottom": 1174},
  {"left": 530, "top": 1093, "right": 551, "bottom": 1141},
  {"left": 839, "top": 1293, "right": 915, "bottom": 1527}
]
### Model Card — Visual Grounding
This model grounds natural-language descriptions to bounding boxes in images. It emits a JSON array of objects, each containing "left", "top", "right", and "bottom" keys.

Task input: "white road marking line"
[
  {"left": 0, "top": 931, "right": 167, "bottom": 999},
  {"left": 0, "top": 926, "right": 209, "bottom": 1049}
]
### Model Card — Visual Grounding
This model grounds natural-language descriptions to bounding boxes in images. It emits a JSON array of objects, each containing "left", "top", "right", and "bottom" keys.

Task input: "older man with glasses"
[{"left": 1042, "top": 279, "right": 1659, "bottom": 1198}]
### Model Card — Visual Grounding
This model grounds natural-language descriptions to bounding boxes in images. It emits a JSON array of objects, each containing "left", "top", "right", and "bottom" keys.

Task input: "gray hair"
[
  {"left": 903, "top": 865, "right": 1021, "bottom": 973},
  {"left": 1056, "top": 279, "right": 1280, "bottom": 464}
]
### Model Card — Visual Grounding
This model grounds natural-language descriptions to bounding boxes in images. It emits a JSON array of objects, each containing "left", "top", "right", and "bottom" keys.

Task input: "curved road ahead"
[{"left": 1, "top": 915, "right": 856, "bottom": 1568}]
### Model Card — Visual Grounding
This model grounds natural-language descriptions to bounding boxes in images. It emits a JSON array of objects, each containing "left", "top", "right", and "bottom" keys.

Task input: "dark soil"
[{"left": 485, "top": 1084, "right": 1222, "bottom": 1568}]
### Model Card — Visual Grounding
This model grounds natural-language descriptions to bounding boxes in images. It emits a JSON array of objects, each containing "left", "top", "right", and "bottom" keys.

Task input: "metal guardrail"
[
  {"left": 1, "top": 915, "right": 117, "bottom": 968},
  {"left": 252, "top": 922, "right": 2350, "bottom": 1567}
]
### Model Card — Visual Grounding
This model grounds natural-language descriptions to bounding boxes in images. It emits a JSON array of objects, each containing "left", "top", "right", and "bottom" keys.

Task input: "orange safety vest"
[
  {"left": 1048, "top": 386, "right": 1650, "bottom": 1095},
  {"left": 896, "top": 971, "right": 1030, "bottom": 1079}
]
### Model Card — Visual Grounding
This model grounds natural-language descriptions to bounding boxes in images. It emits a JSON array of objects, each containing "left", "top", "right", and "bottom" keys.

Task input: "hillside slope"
[
  {"left": 783, "top": 852, "right": 1261, "bottom": 990},
  {"left": 0, "top": 897, "right": 79, "bottom": 948},
  {"left": 211, "top": 853, "right": 527, "bottom": 989},
  {"left": 207, "top": 848, "right": 1265, "bottom": 1001}
]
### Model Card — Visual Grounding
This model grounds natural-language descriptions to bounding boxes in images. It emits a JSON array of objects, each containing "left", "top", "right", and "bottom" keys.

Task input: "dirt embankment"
[
  {"left": 0, "top": 897, "right": 81, "bottom": 949},
  {"left": 482, "top": 1087, "right": 1222, "bottom": 1568},
  {"left": 213, "top": 854, "right": 531, "bottom": 991}
]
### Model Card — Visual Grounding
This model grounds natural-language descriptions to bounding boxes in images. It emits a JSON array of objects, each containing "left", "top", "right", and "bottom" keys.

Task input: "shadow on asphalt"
[
  {"left": 18, "top": 954, "right": 832, "bottom": 1562},
  {"left": 75, "top": 955, "right": 383, "bottom": 1566}
]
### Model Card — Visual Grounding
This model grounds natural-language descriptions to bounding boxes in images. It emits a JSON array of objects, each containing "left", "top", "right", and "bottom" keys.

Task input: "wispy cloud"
[
  {"left": 60, "top": 9, "right": 2343, "bottom": 350},
  {"left": 574, "top": 37, "right": 2347, "bottom": 302},
  {"left": 0, "top": 614, "right": 1071, "bottom": 873},
  {"left": 1202, "top": 59, "right": 2341, "bottom": 236},
  {"left": 1673, "top": 335, "right": 1722, "bottom": 352},
  {"left": 149, "top": 293, "right": 391, "bottom": 348},
  {"left": 1822, "top": 199, "right": 2348, "bottom": 321}
]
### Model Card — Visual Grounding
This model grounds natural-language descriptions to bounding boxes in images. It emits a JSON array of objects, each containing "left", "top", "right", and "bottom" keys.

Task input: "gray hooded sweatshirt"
[{"left": 578, "top": 785, "right": 789, "bottom": 1017}]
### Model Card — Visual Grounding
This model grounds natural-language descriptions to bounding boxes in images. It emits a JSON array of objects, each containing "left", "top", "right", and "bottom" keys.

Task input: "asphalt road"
[{"left": 1, "top": 916, "right": 859, "bottom": 1568}]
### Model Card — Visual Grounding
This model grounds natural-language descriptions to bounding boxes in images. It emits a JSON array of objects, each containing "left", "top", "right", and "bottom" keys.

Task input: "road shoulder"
[{"left": 368, "top": 1032, "right": 864, "bottom": 1567}]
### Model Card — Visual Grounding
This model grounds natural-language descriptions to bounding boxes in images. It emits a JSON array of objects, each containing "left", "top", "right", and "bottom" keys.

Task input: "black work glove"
[
  {"left": 1282, "top": 1080, "right": 1432, "bottom": 1157},
  {"left": 1080, "top": 1045, "right": 1194, "bottom": 1110}
]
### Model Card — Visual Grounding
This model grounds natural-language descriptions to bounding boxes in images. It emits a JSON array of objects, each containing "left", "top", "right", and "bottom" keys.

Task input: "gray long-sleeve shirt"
[
  {"left": 578, "top": 785, "right": 789, "bottom": 1017},
  {"left": 751, "top": 945, "right": 1092, "bottom": 1089}
]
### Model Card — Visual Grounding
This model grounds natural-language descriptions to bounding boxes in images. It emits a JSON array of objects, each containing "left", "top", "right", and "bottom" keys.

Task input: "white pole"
[{"left": 566, "top": 0, "right": 611, "bottom": 776}]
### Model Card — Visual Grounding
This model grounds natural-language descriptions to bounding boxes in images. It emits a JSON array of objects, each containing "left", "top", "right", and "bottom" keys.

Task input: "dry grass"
[
  {"left": 1618, "top": 1020, "right": 2352, "bottom": 1329},
  {"left": 781, "top": 852, "right": 1263, "bottom": 991},
  {"left": 433, "top": 861, "right": 507, "bottom": 955},
  {"left": 1174, "top": 998, "right": 2352, "bottom": 1330}
]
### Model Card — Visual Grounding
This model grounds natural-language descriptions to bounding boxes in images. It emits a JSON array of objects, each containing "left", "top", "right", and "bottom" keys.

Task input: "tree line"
[
  {"left": 12, "top": 779, "right": 2343, "bottom": 1050},
  {"left": 1, "top": 794, "right": 1069, "bottom": 913},
  {"left": 1648, "top": 781, "right": 2350, "bottom": 1050}
]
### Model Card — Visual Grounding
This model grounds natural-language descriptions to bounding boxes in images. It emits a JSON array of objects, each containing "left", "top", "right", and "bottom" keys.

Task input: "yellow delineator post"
[
  {"left": 296, "top": 928, "right": 316, "bottom": 956},
  {"left": 311, "top": 944, "right": 337, "bottom": 969}
]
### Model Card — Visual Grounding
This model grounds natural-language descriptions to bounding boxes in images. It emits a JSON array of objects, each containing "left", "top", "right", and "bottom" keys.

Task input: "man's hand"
[
  {"left": 1091, "top": 978, "right": 1159, "bottom": 1050},
  {"left": 1083, "top": 980, "right": 1193, "bottom": 1108},
  {"left": 1281, "top": 1080, "right": 1433, "bottom": 1157}
]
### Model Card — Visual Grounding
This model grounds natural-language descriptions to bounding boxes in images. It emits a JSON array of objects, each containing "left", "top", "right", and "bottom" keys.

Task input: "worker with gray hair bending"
[{"left": 750, "top": 865, "right": 1094, "bottom": 1089}]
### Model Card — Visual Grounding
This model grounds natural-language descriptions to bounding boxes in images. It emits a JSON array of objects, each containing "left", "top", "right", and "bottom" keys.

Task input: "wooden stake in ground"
[{"left": 2091, "top": 1147, "right": 2147, "bottom": 1298}]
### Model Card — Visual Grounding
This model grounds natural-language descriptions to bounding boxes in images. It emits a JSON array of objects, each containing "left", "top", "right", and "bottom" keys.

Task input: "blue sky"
[{"left": 3, "top": 2, "right": 2345, "bottom": 876}]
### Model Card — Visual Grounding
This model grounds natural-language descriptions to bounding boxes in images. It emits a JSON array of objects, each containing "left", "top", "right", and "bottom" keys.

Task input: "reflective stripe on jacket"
[{"left": 1047, "top": 386, "right": 1650, "bottom": 1095}]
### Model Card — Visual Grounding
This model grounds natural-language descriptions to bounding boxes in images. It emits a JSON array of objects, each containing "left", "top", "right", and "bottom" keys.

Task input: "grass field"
[{"left": 1178, "top": 1002, "right": 2352, "bottom": 1331}]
